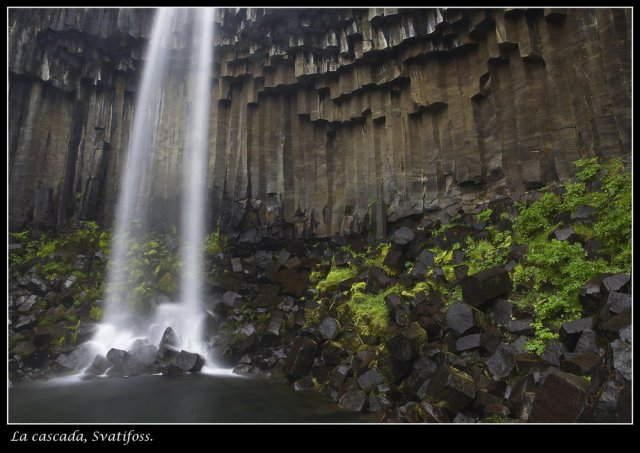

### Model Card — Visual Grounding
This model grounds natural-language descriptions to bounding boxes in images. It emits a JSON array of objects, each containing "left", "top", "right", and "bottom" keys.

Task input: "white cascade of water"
[{"left": 81, "top": 8, "right": 229, "bottom": 376}]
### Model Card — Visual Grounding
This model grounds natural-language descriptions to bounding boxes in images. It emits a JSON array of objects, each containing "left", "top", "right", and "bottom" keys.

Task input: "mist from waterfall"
[{"left": 86, "top": 7, "right": 221, "bottom": 372}]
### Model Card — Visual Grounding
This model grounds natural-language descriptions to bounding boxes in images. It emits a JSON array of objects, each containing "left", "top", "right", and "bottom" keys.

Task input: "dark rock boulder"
[
  {"left": 455, "top": 334, "right": 481, "bottom": 352},
  {"left": 611, "top": 339, "right": 631, "bottom": 381},
  {"left": 573, "top": 329, "right": 599, "bottom": 354},
  {"left": 282, "top": 336, "right": 318, "bottom": 380},
  {"left": 601, "top": 273, "right": 631, "bottom": 294},
  {"left": 383, "top": 250, "right": 404, "bottom": 270},
  {"left": 528, "top": 370, "right": 589, "bottom": 422},
  {"left": 506, "top": 319, "right": 534, "bottom": 336},
  {"left": 445, "top": 301, "right": 484, "bottom": 335},
  {"left": 559, "top": 352, "right": 601, "bottom": 376},
  {"left": 548, "top": 227, "right": 579, "bottom": 243},
  {"left": 461, "top": 267, "right": 512, "bottom": 307},
  {"left": 106, "top": 348, "right": 127, "bottom": 366},
  {"left": 357, "top": 368, "right": 384, "bottom": 393},
  {"left": 159, "top": 327, "right": 181, "bottom": 349},
  {"left": 541, "top": 340, "right": 565, "bottom": 367},
  {"left": 175, "top": 350, "right": 205, "bottom": 372},
  {"left": 386, "top": 324, "right": 424, "bottom": 362},
  {"left": 484, "top": 344, "right": 516, "bottom": 381},
  {"left": 368, "top": 266, "right": 393, "bottom": 289},
  {"left": 426, "top": 365, "right": 476, "bottom": 412},
  {"left": 338, "top": 389, "right": 366, "bottom": 412},
  {"left": 420, "top": 401, "right": 451, "bottom": 423},
  {"left": 85, "top": 354, "right": 110, "bottom": 376},
  {"left": 319, "top": 317, "right": 340, "bottom": 340},
  {"left": 484, "top": 299, "right": 513, "bottom": 325},
  {"left": 392, "top": 227, "right": 415, "bottom": 245},
  {"left": 600, "top": 308, "right": 631, "bottom": 337},
  {"left": 559, "top": 317, "right": 593, "bottom": 351},
  {"left": 404, "top": 369, "right": 433, "bottom": 400},
  {"left": 329, "top": 365, "right": 350, "bottom": 388},
  {"left": 578, "top": 274, "right": 611, "bottom": 315}
]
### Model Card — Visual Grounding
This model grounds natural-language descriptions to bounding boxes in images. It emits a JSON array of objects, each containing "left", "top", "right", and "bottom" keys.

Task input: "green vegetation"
[{"left": 339, "top": 282, "right": 402, "bottom": 339}]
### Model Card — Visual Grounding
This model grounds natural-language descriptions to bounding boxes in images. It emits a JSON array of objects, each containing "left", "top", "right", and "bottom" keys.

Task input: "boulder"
[
  {"left": 540, "top": 340, "right": 564, "bottom": 366},
  {"left": 383, "top": 250, "right": 404, "bottom": 270},
  {"left": 357, "top": 368, "right": 384, "bottom": 393},
  {"left": 329, "top": 365, "right": 350, "bottom": 388},
  {"left": 404, "top": 369, "right": 433, "bottom": 400},
  {"left": 600, "top": 308, "right": 631, "bottom": 336},
  {"left": 12, "top": 341, "right": 36, "bottom": 356},
  {"left": 572, "top": 204, "right": 594, "bottom": 220},
  {"left": 559, "top": 352, "right": 601, "bottom": 376},
  {"left": 175, "top": 350, "right": 205, "bottom": 372},
  {"left": 548, "top": 227, "right": 579, "bottom": 243},
  {"left": 601, "top": 273, "right": 631, "bottom": 293},
  {"left": 106, "top": 348, "right": 128, "bottom": 366},
  {"left": 573, "top": 329, "right": 599, "bottom": 354},
  {"left": 265, "top": 311, "right": 286, "bottom": 337},
  {"left": 445, "top": 301, "right": 484, "bottom": 335},
  {"left": 25, "top": 275, "right": 49, "bottom": 296},
  {"left": 506, "top": 319, "right": 534, "bottom": 336},
  {"left": 338, "top": 390, "right": 366, "bottom": 412},
  {"left": 275, "top": 268, "right": 309, "bottom": 297},
  {"left": 368, "top": 395, "right": 393, "bottom": 413},
  {"left": 515, "top": 353, "right": 543, "bottom": 373},
  {"left": 282, "top": 336, "right": 318, "bottom": 380},
  {"left": 611, "top": 339, "right": 631, "bottom": 381},
  {"left": 85, "top": 354, "right": 111, "bottom": 376},
  {"left": 559, "top": 317, "right": 593, "bottom": 351},
  {"left": 578, "top": 275, "right": 611, "bottom": 315},
  {"left": 484, "top": 344, "right": 516, "bottom": 381},
  {"left": 386, "top": 324, "right": 424, "bottom": 362},
  {"left": 222, "top": 291, "right": 243, "bottom": 307},
  {"left": 254, "top": 285, "right": 280, "bottom": 307},
  {"left": 159, "top": 326, "right": 181, "bottom": 349},
  {"left": 368, "top": 266, "right": 393, "bottom": 289},
  {"left": 56, "top": 347, "right": 91, "bottom": 371},
  {"left": 455, "top": 334, "right": 481, "bottom": 352},
  {"left": 461, "top": 267, "right": 512, "bottom": 306},
  {"left": 17, "top": 294, "right": 40, "bottom": 313},
  {"left": 426, "top": 365, "right": 476, "bottom": 412},
  {"left": 528, "top": 370, "right": 588, "bottom": 422},
  {"left": 420, "top": 401, "right": 451, "bottom": 423},
  {"left": 392, "top": 227, "right": 415, "bottom": 245},
  {"left": 604, "top": 291, "right": 631, "bottom": 315},
  {"left": 319, "top": 317, "right": 340, "bottom": 340},
  {"left": 320, "top": 342, "right": 346, "bottom": 366}
]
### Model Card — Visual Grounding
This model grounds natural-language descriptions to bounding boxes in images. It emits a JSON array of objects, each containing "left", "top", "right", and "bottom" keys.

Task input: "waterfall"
[{"left": 84, "top": 7, "right": 223, "bottom": 374}]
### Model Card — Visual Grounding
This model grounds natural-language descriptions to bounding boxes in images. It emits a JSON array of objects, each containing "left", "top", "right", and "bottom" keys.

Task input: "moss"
[
  {"left": 89, "top": 305, "right": 103, "bottom": 321},
  {"left": 315, "top": 266, "right": 357, "bottom": 295}
]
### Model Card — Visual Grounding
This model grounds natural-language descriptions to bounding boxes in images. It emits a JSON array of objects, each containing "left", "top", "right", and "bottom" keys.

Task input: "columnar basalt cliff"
[{"left": 8, "top": 8, "right": 631, "bottom": 237}]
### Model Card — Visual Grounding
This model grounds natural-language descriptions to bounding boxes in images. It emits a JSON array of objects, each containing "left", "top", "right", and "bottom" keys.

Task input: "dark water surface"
[{"left": 9, "top": 374, "right": 376, "bottom": 423}]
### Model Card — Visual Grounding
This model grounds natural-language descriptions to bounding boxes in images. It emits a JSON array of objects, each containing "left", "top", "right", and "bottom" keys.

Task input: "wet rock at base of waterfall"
[
  {"left": 162, "top": 363, "right": 185, "bottom": 376},
  {"left": 338, "top": 389, "right": 366, "bottom": 412},
  {"left": 357, "top": 367, "right": 384, "bottom": 393},
  {"left": 85, "top": 354, "right": 111, "bottom": 376},
  {"left": 426, "top": 365, "right": 476, "bottom": 412},
  {"left": 76, "top": 323, "right": 100, "bottom": 344},
  {"left": 528, "top": 370, "right": 589, "bottom": 422},
  {"left": 159, "top": 327, "right": 181, "bottom": 349},
  {"left": 319, "top": 317, "right": 340, "bottom": 340},
  {"left": 445, "top": 301, "right": 484, "bottom": 335},
  {"left": 541, "top": 340, "right": 565, "bottom": 366},
  {"left": 461, "top": 267, "right": 512, "bottom": 307},
  {"left": 559, "top": 317, "right": 593, "bottom": 351},
  {"left": 484, "top": 344, "right": 516, "bottom": 381},
  {"left": 129, "top": 344, "right": 158, "bottom": 367},
  {"left": 106, "top": 348, "right": 128, "bottom": 366},
  {"left": 56, "top": 347, "right": 91, "bottom": 372},
  {"left": 282, "top": 336, "right": 318, "bottom": 380},
  {"left": 174, "top": 350, "right": 205, "bottom": 372},
  {"left": 386, "top": 324, "right": 424, "bottom": 362}
]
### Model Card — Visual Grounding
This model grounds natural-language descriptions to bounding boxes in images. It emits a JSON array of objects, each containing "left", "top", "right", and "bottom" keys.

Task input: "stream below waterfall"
[{"left": 9, "top": 374, "right": 376, "bottom": 423}]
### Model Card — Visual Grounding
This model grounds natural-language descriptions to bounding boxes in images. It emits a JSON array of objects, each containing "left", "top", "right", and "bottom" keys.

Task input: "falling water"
[{"left": 85, "top": 7, "right": 222, "bottom": 372}]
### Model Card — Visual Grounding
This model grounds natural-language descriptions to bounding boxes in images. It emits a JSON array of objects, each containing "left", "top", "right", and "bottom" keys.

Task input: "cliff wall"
[{"left": 8, "top": 8, "right": 631, "bottom": 237}]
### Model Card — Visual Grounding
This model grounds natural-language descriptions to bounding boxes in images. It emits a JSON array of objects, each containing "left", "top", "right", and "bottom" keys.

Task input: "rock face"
[{"left": 8, "top": 8, "right": 631, "bottom": 236}]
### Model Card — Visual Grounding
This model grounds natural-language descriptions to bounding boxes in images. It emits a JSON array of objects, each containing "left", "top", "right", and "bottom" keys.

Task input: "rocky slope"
[{"left": 8, "top": 8, "right": 631, "bottom": 237}]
